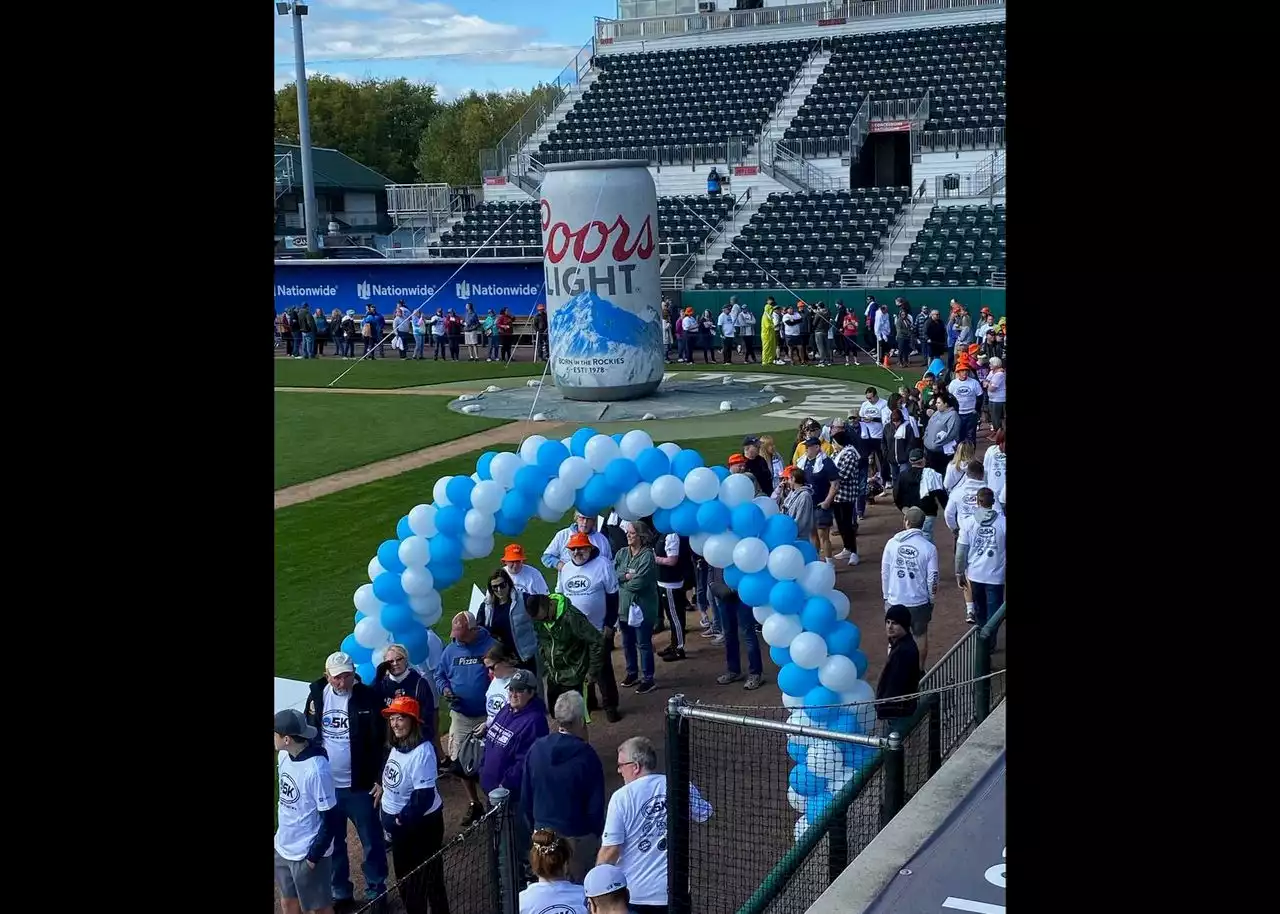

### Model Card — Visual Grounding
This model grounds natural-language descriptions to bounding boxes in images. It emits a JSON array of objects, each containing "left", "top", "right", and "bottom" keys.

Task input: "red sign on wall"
[
  {"left": 818, "top": 17, "right": 847, "bottom": 26},
  {"left": 869, "top": 120, "right": 912, "bottom": 133},
  {"left": 483, "top": 176, "right": 508, "bottom": 186},
  {"left": 733, "top": 165, "right": 759, "bottom": 177}
]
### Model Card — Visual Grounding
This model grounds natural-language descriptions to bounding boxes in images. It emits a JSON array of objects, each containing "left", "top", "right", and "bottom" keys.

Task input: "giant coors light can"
[{"left": 540, "top": 160, "right": 663, "bottom": 401}]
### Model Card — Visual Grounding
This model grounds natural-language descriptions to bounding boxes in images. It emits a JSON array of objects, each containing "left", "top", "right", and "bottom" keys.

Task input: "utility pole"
[{"left": 278, "top": 2, "right": 320, "bottom": 254}]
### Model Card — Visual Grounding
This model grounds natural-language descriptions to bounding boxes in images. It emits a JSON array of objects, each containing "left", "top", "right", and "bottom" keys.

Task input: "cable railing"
[
  {"left": 537, "top": 136, "right": 754, "bottom": 170},
  {"left": 918, "top": 126, "right": 1006, "bottom": 153}
]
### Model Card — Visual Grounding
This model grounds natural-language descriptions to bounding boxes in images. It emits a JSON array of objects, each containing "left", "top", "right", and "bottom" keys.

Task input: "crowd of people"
[{"left": 274, "top": 341, "right": 1007, "bottom": 914}]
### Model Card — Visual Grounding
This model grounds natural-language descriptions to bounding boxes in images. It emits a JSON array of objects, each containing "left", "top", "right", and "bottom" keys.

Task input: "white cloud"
[{"left": 272, "top": 1, "right": 576, "bottom": 67}]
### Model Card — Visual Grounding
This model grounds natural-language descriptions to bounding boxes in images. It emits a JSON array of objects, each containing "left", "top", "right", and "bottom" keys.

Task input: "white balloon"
[
  {"left": 798, "top": 560, "right": 836, "bottom": 596},
  {"left": 584, "top": 434, "right": 622, "bottom": 472},
  {"left": 787, "top": 709, "right": 816, "bottom": 729},
  {"left": 657, "top": 442, "right": 681, "bottom": 460},
  {"left": 612, "top": 500, "right": 637, "bottom": 522},
  {"left": 412, "top": 601, "right": 443, "bottom": 628},
  {"left": 407, "top": 503, "right": 438, "bottom": 538},
  {"left": 840, "top": 680, "right": 877, "bottom": 706},
  {"left": 543, "top": 478, "right": 576, "bottom": 512},
  {"left": 828, "top": 767, "right": 856, "bottom": 794},
  {"left": 828, "top": 589, "right": 850, "bottom": 621},
  {"left": 703, "top": 532, "right": 740, "bottom": 569},
  {"left": 519, "top": 435, "right": 548, "bottom": 464},
  {"left": 470, "top": 473, "right": 481, "bottom": 483},
  {"left": 490, "top": 453, "right": 523, "bottom": 489},
  {"left": 818, "top": 654, "right": 860, "bottom": 694},
  {"left": 806, "top": 741, "right": 850, "bottom": 781},
  {"left": 782, "top": 692, "right": 806, "bottom": 709},
  {"left": 367, "top": 556, "right": 386, "bottom": 582},
  {"left": 470, "top": 480, "right": 504, "bottom": 514},
  {"left": 620, "top": 430, "right": 655, "bottom": 460},
  {"left": 354, "top": 616, "right": 390, "bottom": 649},
  {"left": 409, "top": 591, "right": 441, "bottom": 616},
  {"left": 683, "top": 467, "right": 720, "bottom": 504},
  {"left": 432, "top": 476, "right": 453, "bottom": 506},
  {"left": 558, "top": 455, "right": 593, "bottom": 489},
  {"left": 560, "top": 437, "right": 574, "bottom": 450},
  {"left": 624, "top": 481, "right": 656, "bottom": 518},
  {"left": 789, "top": 631, "right": 829, "bottom": 670},
  {"left": 353, "top": 583, "right": 381, "bottom": 616},
  {"left": 762, "top": 613, "right": 803, "bottom": 648},
  {"left": 464, "top": 509, "right": 496, "bottom": 538},
  {"left": 794, "top": 815, "right": 810, "bottom": 844},
  {"left": 787, "top": 786, "right": 807, "bottom": 814},
  {"left": 398, "top": 535, "right": 431, "bottom": 569},
  {"left": 539, "top": 498, "right": 567, "bottom": 522},
  {"left": 752, "top": 603, "right": 775, "bottom": 625},
  {"left": 462, "top": 534, "right": 495, "bottom": 560},
  {"left": 400, "top": 566, "right": 436, "bottom": 597},
  {"left": 688, "top": 531, "right": 710, "bottom": 556},
  {"left": 767, "top": 544, "right": 806, "bottom": 581},
  {"left": 651, "top": 474, "right": 686, "bottom": 510},
  {"left": 371, "top": 647, "right": 387, "bottom": 668},
  {"left": 753, "top": 495, "right": 780, "bottom": 518},
  {"left": 732, "top": 537, "right": 770, "bottom": 574},
  {"left": 718, "top": 473, "right": 756, "bottom": 509}
]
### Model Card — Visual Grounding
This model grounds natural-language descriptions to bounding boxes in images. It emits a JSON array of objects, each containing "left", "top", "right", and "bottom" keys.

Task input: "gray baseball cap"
[{"left": 274, "top": 708, "right": 317, "bottom": 740}]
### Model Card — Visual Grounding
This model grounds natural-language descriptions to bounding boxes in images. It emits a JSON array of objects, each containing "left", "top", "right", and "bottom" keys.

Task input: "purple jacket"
[{"left": 479, "top": 697, "right": 549, "bottom": 797}]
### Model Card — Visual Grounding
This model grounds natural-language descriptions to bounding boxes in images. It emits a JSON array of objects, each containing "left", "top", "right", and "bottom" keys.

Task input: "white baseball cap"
[
  {"left": 325, "top": 651, "right": 356, "bottom": 675},
  {"left": 583, "top": 863, "right": 627, "bottom": 898}
]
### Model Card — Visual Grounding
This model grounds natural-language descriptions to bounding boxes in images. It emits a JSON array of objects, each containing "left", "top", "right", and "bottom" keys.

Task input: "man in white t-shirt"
[
  {"left": 501, "top": 542, "right": 549, "bottom": 596},
  {"left": 598, "top": 736, "right": 712, "bottom": 913},
  {"left": 542, "top": 513, "right": 614, "bottom": 587},
  {"left": 584, "top": 863, "right": 634, "bottom": 913},
  {"left": 558, "top": 531, "right": 621, "bottom": 722},
  {"left": 716, "top": 303, "right": 737, "bottom": 364},
  {"left": 956, "top": 487, "right": 1006, "bottom": 629},
  {"left": 275, "top": 708, "right": 343, "bottom": 914},
  {"left": 947, "top": 363, "right": 983, "bottom": 447}
]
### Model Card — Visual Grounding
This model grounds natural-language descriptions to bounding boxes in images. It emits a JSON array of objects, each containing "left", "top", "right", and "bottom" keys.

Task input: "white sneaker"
[
  {"left": 847, "top": 552, "right": 860, "bottom": 566},
  {"left": 833, "top": 549, "right": 851, "bottom": 560}
]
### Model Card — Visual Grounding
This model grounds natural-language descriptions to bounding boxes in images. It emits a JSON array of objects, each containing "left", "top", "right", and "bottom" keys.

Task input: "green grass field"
[
  {"left": 275, "top": 392, "right": 509, "bottom": 489},
  {"left": 274, "top": 356, "right": 544, "bottom": 389},
  {"left": 273, "top": 432, "right": 762, "bottom": 683}
]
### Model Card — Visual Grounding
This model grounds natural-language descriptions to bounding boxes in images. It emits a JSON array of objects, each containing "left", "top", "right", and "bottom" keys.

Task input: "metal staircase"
[{"left": 274, "top": 153, "right": 294, "bottom": 202}]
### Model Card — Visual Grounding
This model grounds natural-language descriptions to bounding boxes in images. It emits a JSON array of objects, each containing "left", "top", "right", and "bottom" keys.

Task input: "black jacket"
[
  {"left": 373, "top": 665, "right": 437, "bottom": 730},
  {"left": 894, "top": 465, "right": 947, "bottom": 517},
  {"left": 883, "top": 420, "right": 919, "bottom": 467},
  {"left": 875, "top": 635, "right": 921, "bottom": 720},
  {"left": 925, "top": 318, "right": 947, "bottom": 351},
  {"left": 744, "top": 454, "right": 774, "bottom": 497},
  {"left": 305, "top": 677, "right": 387, "bottom": 792}
]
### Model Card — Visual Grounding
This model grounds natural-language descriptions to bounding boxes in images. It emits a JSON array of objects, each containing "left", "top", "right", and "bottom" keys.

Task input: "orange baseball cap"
[
  {"left": 727, "top": 453, "right": 746, "bottom": 466},
  {"left": 381, "top": 695, "right": 422, "bottom": 722},
  {"left": 567, "top": 531, "right": 593, "bottom": 550},
  {"left": 781, "top": 465, "right": 796, "bottom": 478},
  {"left": 502, "top": 543, "right": 525, "bottom": 562}
]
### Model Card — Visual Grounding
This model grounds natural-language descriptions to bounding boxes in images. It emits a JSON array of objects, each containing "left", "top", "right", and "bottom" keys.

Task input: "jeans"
[
  {"left": 489, "top": 334, "right": 501, "bottom": 359},
  {"left": 957, "top": 412, "right": 978, "bottom": 446},
  {"left": 832, "top": 500, "right": 858, "bottom": 554},
  {"left": 719, "top": 593, "right": 762, "bottom": 676},
  {"left": 621, "top": 618, "right": 655, "bottom": 683},
  {"left": 922, "top": 514, "right": 936, "bottom": 544},
  {"left": 970, "top": 581, "right": 1004, "bottom": 627},
  {"left": 291, "top": 331, "right": 302, "bottom": 354},
  {"left": 331, "top": 786, "right": 389, "bottom": 899},
  {"left": 302, "top": 332, "right": 316, "bottom": 358},
  {"left": 388, "top": 806, "right": 449, "bottom": 914},
  {"left": 695, "top": 564, "right": 711, "bottom": 612},
  {"left": 413, "top": 334, "right": 425, "bottom": 358}
]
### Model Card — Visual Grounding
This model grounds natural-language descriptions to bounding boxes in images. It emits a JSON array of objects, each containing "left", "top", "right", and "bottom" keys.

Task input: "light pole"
[{"left": 277, "top": 1, "right": 320, "bottom": 254}]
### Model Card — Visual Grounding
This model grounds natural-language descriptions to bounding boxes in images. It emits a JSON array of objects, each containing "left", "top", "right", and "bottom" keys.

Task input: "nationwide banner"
[{"left": 273, "top": 262, "right": 546, "bottom": 315}]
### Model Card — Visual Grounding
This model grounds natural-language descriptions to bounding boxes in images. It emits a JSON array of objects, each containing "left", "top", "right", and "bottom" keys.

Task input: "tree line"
[{"left": 274, "top": 76, "right": 559, "bottom": 187}]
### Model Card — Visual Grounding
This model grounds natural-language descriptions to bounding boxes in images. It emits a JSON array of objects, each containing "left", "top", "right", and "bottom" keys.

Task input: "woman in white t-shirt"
[
  {"left": 944, "top": 441, "right": 976, "bottom": 493},
  {"left": 983, "top": 357, "right": 1006, "bottom": 432},
  {"left": 519, "top": 828, "right": 588, "bottom": 914},
  {"left": 480, "top": 645, "right": 518, "bottom": 729},
  {"left": 377, "top": 695, "right": 448, "bottom": 914}
]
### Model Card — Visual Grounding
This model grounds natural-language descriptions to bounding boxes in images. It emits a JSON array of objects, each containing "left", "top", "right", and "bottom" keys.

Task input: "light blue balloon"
[
  {"left": 652, "top": 507, "right": 673, "bottom": 532},
  {"left": 671, "top": 501, "right": 700, "bottom": 535},
  {"left": 730, "top": 502, "right": 766, "bottom": 538},
  {"left": 578, "top": 476, "right": 617, "bottom": 517},
  {"left": 806, "top": 794, "right": 834, "bottom": 821},
  {"left": 515, "top": 464, "right": 549, "bottom": 499},
  {"left": 696, "top": 500, "right": 730, "bottom": 534},
  {"left": 570, "top": 427, "right": 598, "bottom": 457},
  {"left": 476, "top": 451, "right": 497, "bottom": 480},
  {"left": 377, "top": 539, "right": 406, "bottom": 574},
  {"left": 429, "top": 558, "right": 464, "bottom": 589},
  {"left": 400, "top": 624, "right": 431, "bottom": 664},
  {"left": 671, "top": 449, "right": 705, "bottom": 479},
  {"left": 710, "top": 465, "right": 730, "bottom": 482},
  {"left": 604, "top": 458, "right": 641, "bottom": 493},
  {"left": 435, "top": 505, "right": 467, "bottom": 538},
  {"left": 428, "top": 534, "right": 462, "bottom": 565},
  {"left": 787, "top": 739, "right": 808, "bottom": 764},
  {"left": 804, "top": 686, "right": 841, "bottom": 724},
  {"left": 356, "top": 662, "right": 376, "bottom": 684},
  {"left": 794, "top": 539, "right": 819, "bottom": 564},
  {"left": 800, "top": 596, "right": 838, "bottom": 635},
  {"left": 849, "top": 649, "right": 868, "bottom": 678},
  {"left": 611, "top": 432, "right": 625, "bottom": 444},
  {"left": 724, "top": 565, "right": 744, "bottom": 591},
  {"left": 635, "top": 448, "right": 670, "bottom": 482},
  {"left": 762, "top": 514, "right": 799, "bottom": 550},
  {"left": 769, "top": 580, "right": 806, "bottom": 615},
  {"left": 341, "top": 634, "right": 372, "bottom": 665},
  {"left": 738, "top": 570, "right": 776, "bottom": 607},
  {"left": 536, "top": 440, "right": 570, "bottom": 473},
  {"left": 396, "top": 516, "right": 413, "bottom": 540},
  {"left": 789, "top": 763, "right": 828, "bottom": 797},
  {"left": 445, "top": 475, "right": 475, "bottom": 508},
  {"left": 501, "top": 489, "right": 535, "bottom": 522},
  {"left": 495, "top": 512, "right": 527, "bottom": 536},
  {"left": 372, "top": 572, "right": 407, "bottom": 604},
  {"left": 824, "top": 621, "right": 860, "bottom": 657},
  {"left": 778, "top": 662, "right": 820, "bottom": 697},
  {"left": 769, "top": 645, "right": 791, "bottom": 667},
  {"left": 380, "top": 602, "right": 415, "bottom": 634}
]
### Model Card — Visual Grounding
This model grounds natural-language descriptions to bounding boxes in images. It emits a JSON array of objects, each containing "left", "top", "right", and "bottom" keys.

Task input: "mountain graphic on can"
[{"left": 540, "top": 160, "right": 664, "bottom": 401}]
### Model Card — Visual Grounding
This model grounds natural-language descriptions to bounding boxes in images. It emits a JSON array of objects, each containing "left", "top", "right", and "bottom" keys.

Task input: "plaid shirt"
[{"left": 833, "top": 443, "right": 866, "bottom": 504}]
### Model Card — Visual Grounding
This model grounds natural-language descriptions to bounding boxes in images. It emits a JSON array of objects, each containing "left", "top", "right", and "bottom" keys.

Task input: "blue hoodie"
[
  {"left": 520, "top": 731, "right": 606, "bottom": 838},
  {"left": 432, "top": 627, "right": 496, "bottom": 717},
  {"left": 479, "top": 697, "right": 549, "bottom": 798}
]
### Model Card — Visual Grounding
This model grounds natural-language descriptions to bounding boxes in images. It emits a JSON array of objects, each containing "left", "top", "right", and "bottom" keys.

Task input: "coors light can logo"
[{"left": 540, "top": 162, "right": 664, "bottom": 401}]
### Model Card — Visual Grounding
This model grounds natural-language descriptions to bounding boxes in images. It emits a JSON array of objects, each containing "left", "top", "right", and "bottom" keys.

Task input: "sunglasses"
[{"left": 490, "top": 581, "right": 510, "bottom": 590}]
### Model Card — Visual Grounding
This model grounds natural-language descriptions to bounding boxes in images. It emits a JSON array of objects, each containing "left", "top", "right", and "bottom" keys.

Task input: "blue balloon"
[
  {"left": 762, "top": 514, "right": 799, "bottom": 549},
  {"left": 356, "top": 662, "right": 376, "bottom": 684},
  {"left": 428, "top": 534, "right": 462, "bottom": 565},
  {"left": 400, "top": 624, "right": 431, "bottom": 664},
  {"left": 738, "top": 570, "right": 776, "bottom": 607},
  {"left": 789, "top": 763, "right": 828, "bottom": 797},
  {"left": 611, "top": 432, "right": 625, "bottom": 444},
  {"left": 651, "top": 507, "right": 673, "bottom": 533},
  {"left": 671, "top": 501, "right": 700, "bottom": 536},
  {"left": 806, "top": 794, "right": 834, "bottom": 821},
  {"left": 536, "top": 439, "right": 570, "bottom": 473},
  {"left": 354, "top": 611, "right": 366, "bottom": 626},
  {"left": 723, "top": 564, "right": 744, "bottom": 590},
  {"left": 730, "top": 503, "right": 766, "bottom": 538},
  {"left": 634, "top": 447, "right": 671, "bottom": 482},
  {"left": 446, "top": 475, "right": 475, "bottom": 508},
  {"left": 801, "top": 597, "right": 838, "bottom": 635},
  {"left": 515, "top": 464, "right": 549, "bottom": 499},
  {"left": 770, "top": 580, "right": 807, "bottom": 615},
  {"left": 778, "top": 662, "right": 820, "bottom": 697},
  {"left": 396, "top": 515, "right": 413, "bottom": 540},
  {"left": 787, "top": 739, "right": 808, "bottom": 764},
  {"left": 476, "top": 451, "right": 497, "bottom": 480},
  {"left": 849, "top": 649, "right": 868, "bottom": 679},
  {"left": 844, "top": 743, "right": 878, "bottom": 770},
  {"left": 829, "top": 708, "right": 867, "bottom": 738},
  {"left": 501, "top": 489, "right": 535, "bottom": 522},
  {"left": 495, "top": 513, "right": 527, "bottom": 536},
  {"left": 377, "top": 539, "right": 406, "bottom": 574},
  {"left": 570, "top": 427, "right": 598, "bottom": 457},
  {"left": 435, "top": 505, "right": 467, "bottom": 538},
  {"left": 604, "top": 458, "right": 641, "bottom": 493},
  {"left": 695, "top": 500, "right": 730, "bottom": 534},
  {"left": 825, "top": 621, "right": 860, "bottom": 657},
  {"left": 671, "top": 449, "right": 705, "bottom": 480},
  {"left": 769, "top": 645, "right": 792, "bottom": 667},
  {"left": 381, "top": 602, "right": 415, "bottom": 633},
  {"left": 710, "top": 465, "right": 730, "bottom": 482},
  {"left": 341, "top": 634, "right": 373, "bottom": 665},
  {"left": 795, "top": 539, "right": 819, "bottom": 564},
  {"left": 430, "top": 558, "right": 465, "bottom": 589},
  {"left": 372, "top": 572, "right": 407, "bottom": 604},
  {"left": 804, "top": 686, "right": 841, "bottom": 723},
  {"left": 579, "top": 476, "right": 618, "bottom": 517}
]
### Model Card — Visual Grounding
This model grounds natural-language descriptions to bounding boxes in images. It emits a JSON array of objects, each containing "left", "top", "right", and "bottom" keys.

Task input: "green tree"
[
  {"left": 275, "top": 76, "right": 438, "bottom": 184},
  {"left": 415, "top": 84, "right": 562, "bottom": 186}
]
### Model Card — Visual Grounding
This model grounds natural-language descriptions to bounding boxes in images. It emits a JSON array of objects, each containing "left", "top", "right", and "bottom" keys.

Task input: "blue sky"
[{"left": 273, "top": 0, "right": 618, "bottom": 98}]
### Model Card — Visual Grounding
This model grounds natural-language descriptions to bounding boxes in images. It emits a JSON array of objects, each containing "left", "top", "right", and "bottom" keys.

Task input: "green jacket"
[
  {"left": 535, "top": 593, "right": 605, "bottom": 686},
  {"left": 615, "top": 546, "right": 659, "bottom": 628}
]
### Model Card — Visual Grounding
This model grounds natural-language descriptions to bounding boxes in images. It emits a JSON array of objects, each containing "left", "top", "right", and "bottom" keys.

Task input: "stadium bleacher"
[
  {"left": 434, "top": 196, "right": 736, "bottom": 258},
  {"left": 700, "top": 188, "right": 911, "bottom": 290},
  {"left": 783, "top": 22, "right": 1006, "bottom": 156},
  {"left": 538, "top": 40, "right": 812, "bottom": 162},
  {"left": 891, "top": 203, "right": 1005, "bottom": 288}
]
